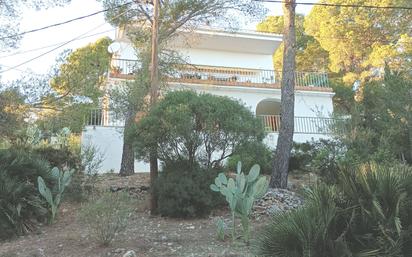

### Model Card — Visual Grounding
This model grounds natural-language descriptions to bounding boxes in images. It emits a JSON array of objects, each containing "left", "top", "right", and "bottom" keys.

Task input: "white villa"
[{"left": 82, "top": 26, "right": 335, "bottom": 173}]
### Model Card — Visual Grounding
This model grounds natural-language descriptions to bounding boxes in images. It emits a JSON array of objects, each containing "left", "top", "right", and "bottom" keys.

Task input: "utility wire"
[
  {"left": 254, "top": 0, "right": 412, "bottom": 10},
  {"left": 0, "top": 1, "right": 132, "bottom": 41},
  {"left": 0, "top": 29, "right": 115, "bottom": 59},
  {"left": 0, "top": 8, "right": 130, "bottom": 74}
]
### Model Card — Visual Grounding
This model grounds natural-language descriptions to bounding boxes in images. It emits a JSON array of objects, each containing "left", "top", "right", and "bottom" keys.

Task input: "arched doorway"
[{"left": 256, "top": 99, "right": 281, "bottom": 132}]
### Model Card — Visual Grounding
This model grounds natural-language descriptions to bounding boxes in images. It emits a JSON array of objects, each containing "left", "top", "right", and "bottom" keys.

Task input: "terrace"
[
  {"left": 108, "top": 58, "right": 332, "bottom": 92},
  {"left": 86, "top": 109, "right": 342, "bottom": 135}
]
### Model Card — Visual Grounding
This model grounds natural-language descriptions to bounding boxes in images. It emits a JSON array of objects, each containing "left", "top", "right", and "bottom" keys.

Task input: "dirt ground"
[{"left": 0, "top": 174, "right": 269, "bottom": 257}]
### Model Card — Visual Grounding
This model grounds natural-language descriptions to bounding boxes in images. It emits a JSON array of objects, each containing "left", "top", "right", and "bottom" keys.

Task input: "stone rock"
[
  {"left": 122, "top": 250, "right": 137, "bottom": 257},
  {"left": 253, "top": 188, "right": 304, "bottom": 217}
]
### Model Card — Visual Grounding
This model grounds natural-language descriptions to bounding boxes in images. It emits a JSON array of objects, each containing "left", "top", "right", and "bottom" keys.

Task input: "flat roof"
[{"left": 118, "top": 26, "right": 282, "bottom": 55}]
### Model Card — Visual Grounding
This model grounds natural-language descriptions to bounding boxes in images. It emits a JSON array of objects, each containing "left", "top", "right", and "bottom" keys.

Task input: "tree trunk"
[
  {"left": 270, "top": 0, "right": 296, "bottom": 189},
  {"left": 149, "top": 0, "right": 160, "bottom": 215},
  {"left": 119, "top": 108, "right": 135, "bottom": 176}
]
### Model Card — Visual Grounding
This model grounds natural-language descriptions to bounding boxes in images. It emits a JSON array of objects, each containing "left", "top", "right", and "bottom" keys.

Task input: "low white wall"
[
  {"left": 264, "top": 133, "right": 333, "bottom": 150},
  {"left": 81, "top": 126, "right": 149, "bottom": 173},
  {"left": 82, "top": 126, "right": 333, "bottom": 173}
]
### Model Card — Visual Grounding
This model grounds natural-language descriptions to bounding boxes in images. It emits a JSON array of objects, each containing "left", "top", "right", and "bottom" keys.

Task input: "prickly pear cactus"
[
  {"left": 38, "top": 167, "right": 74, "bottom": 223},
  {"left": 210, "top": 161, "right": 269, "bottom": 241}
]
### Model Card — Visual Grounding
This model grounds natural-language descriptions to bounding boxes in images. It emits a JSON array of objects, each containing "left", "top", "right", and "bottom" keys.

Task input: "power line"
[
  {"left": 255, "top": 0, "right": 412, "bottom": 10},
  {"left": 0, "top": 1, "right": 132, "bottom": 41},
  {"left": 0, "top": 8, "right": 130, "bottom": 74},
  {"left": 0, "top": 29, "right": 115, "bottom": 59}
]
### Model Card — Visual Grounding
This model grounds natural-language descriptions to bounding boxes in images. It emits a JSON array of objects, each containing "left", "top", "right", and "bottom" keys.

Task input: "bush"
[
  {"left": 34, "top": 146, "right": 81, "bottom": 170},
  {"left": 255, "top": 164, "right": 412, "bottom": 257},
  {"left": 227, "top": 141, "right": 273, "bottom": 174},
  {"left": 288, "top": 142, "right": 314, "bottom": 172},
  {"left": 131, "top": 90, "right": 264, "bottom": 168},
  {"left": 155, "top": 160, "right": 224, "bottom": 218},
  {"left": 79, "top": 192, "right": 134, "bottom": 246},
  {"left": 0, "top": 148, "right": 53, "bottom": 239}
]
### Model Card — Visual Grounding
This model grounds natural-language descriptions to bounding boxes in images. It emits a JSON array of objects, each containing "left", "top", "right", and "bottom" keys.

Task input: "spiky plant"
[
  {"left": 254, "top": 163, "right": 412, "bottom": 257},
  {"left": 0, "top": 148, "right": 52, "bottom": 239}
]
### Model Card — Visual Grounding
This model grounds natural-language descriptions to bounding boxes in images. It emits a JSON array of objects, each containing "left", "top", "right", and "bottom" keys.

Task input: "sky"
[{"left": 0, "top": 0, "right": 314, "bottom": 82}]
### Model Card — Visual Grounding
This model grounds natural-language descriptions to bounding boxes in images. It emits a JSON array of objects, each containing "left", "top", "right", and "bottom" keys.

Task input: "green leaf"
[
  {"left": 51, "top": 167, "right": 60, "bottom": 179},
  {"left": 210, "top": 184, "right": 220, "bottom": 192},
  {"left": 218, "top": 173, "right": 228, "bottom": 185},
  {"left": 37, "top": 176, "right": 53, "bottom": 206},
  {"left": 254, "top": 177, "right": 269, "bottom": 199},
  {"left": 215, "top": 177, "right": 222, "bottom": 187},
  {"left": 237, "top": 161, "right": 242, "bottom": 174},
  {"left": 247, "top": 164, "right": 260, "bottom": 182},
  {"left": 228, "top": 178, "right": 236, "bottom": 193},
  {"left": 238, "top": 173, "right": 246, "bottom": 192}
]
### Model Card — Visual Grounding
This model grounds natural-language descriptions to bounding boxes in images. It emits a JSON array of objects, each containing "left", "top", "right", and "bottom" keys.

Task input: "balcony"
[
  {"left": 259, "top": 115, "right": 343, "bottom": 134},
  {"left": 108, "top": 58, "right": 331, "bottom": 92},
  {"left": 86, "top": 109, "right": 341, "bottom": 135}
]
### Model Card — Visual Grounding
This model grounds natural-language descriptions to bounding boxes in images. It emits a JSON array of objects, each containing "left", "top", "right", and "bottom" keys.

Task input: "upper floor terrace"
[
  {"left": 109, "top": 27, "right": 331, "bottom": 92},
  {"left": 108, "top": 58, "right": 331, "bottom": 92}
]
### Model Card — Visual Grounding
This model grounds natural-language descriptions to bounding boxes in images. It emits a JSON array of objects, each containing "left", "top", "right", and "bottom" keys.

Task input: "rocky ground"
[{"left": 253, "top": 188, "right": 304, "bottom": 217}]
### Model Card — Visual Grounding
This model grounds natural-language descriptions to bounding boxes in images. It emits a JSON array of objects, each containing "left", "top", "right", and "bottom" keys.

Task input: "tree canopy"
[
  {"left": 304, "top": 0, "right": 412, "bottom": 84},
  {"left": 0, "top": 88, "right": 28, "bottom": 141},
  {"left": 36, "top": 37, "right": 112, "bottom": 133},
  {"left": 339, "top": 68, "right": 412, "bottom": 164},
  {"left": 257, "top": 14, "right": 329, "bottom": 72}
]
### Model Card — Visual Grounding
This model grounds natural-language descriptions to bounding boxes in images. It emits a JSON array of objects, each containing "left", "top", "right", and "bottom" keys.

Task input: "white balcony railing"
[
  {"left": 85, "top": 109, "right": 342, "bottom": 135},
  {"left": 259, "top": 115, "right": 344, "bottom": 134},
  {"left": 108, "top": 59, "right": 331, "bottom": 90}
]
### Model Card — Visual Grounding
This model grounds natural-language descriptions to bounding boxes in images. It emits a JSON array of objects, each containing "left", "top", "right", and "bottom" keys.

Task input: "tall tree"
[
  {"left": 35, "top": 37, "right": 112, "bottom": 133},
  {"left": 304, "top": 0, "right": 412, "bottom": 85},
  {"left": 0, "top": 0, "right": 71, "bottom": 49},
  {"left": 100, "top": 0, "right": 265, "bottom": 176},
  {"left": 0, "top": 88, "right": 28, "bottom": 142},
  {"left": 148, "top": 0, "right": 160, "bottom": 211},
  {"left": 270, "top": 0, "right": 296, "bottom": 189},
  {"left": 257, "top": 14, "right": 328, "bottom": 72}
]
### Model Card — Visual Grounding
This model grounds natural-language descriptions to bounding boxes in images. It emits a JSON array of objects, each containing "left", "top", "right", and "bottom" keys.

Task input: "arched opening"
[{"left": 256, "top": 99, "right": 281, "bottom": 132}]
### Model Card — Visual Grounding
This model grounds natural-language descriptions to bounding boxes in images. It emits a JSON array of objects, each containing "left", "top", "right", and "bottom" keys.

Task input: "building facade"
[{"left": 82, "top": 27, "right": 335, "bottom": 173}]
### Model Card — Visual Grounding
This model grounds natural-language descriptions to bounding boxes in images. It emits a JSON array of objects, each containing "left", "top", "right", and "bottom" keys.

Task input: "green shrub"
[
  {"left": 131, "top": 90, "right": 264, "bottom": 168},
  {"left": 155, "top": 160, "right": 223, "bottom": 218},
  {"left": 0, "top": 148, "right": 53, "bottom": 239},
  {"left": 63, "top": 172, "right": 87, "bottom": 202},
  {"left": 255, "top": 185, "right": 340, "bottom": 257},
  {"left": 227, "top": 141, "right": 273, "bottom": 174},
  {"left": 79, "top": 192, "right": 134, "bottom": 246},
  {"left": 288, "top": 142, "right": 314, "bottom": 172},
  {"left": 254, "top": 164, "right": 412, "bottom": 257},
  {"left": 34, "top": 146, "right": 81, "bottom": 170}
]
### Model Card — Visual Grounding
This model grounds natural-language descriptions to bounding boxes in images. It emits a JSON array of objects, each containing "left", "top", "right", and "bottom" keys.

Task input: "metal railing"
[
  {"left": 259, "top": 115, "right": 343, "bottom": 134},
  {"left": 85, "top": 109, "right": 342, "bottom": 135},
  {"left": 85, "top": 109, "right": 125, "bottom": 127},
  {"left": 109, "top": 59, "right": 330, "bottom": 89}
]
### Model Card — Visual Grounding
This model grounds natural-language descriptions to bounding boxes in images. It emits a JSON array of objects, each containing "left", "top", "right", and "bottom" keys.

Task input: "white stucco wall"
[
  {"left": 177, "top": 48, "right": 274, "bottom": 70},
  {"left": 81, "top": 126, "right": 149, "bottom": 173},
  {"left": 168, "top": 83, "right": 334, "bottom": 118}
]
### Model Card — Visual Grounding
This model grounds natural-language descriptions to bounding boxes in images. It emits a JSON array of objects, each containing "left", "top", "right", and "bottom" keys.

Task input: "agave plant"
[{"left": 210, "top": 162, "right": 269, "bottom": 242}]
